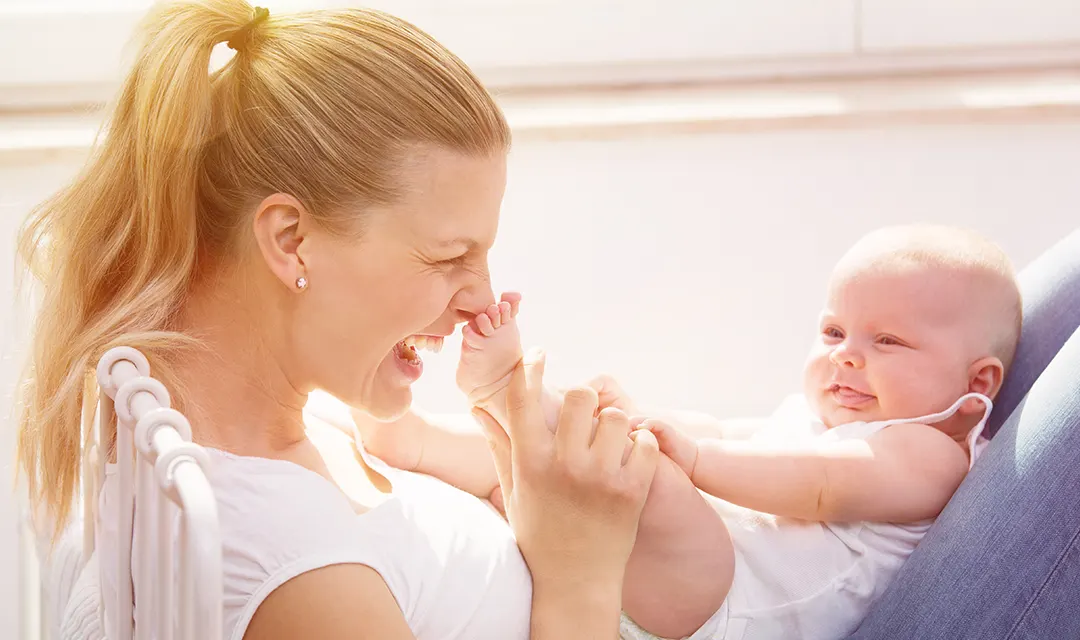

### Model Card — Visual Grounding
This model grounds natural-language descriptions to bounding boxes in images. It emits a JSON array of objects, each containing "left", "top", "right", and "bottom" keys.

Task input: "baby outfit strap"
[{"left": 870, "top": 392, "right": 994, "bottom": 470}]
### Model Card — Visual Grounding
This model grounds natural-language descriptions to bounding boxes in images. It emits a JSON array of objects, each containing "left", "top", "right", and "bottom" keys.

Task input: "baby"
[{"left": 358, "top": 224, "right": 1022, "bottom": 640}]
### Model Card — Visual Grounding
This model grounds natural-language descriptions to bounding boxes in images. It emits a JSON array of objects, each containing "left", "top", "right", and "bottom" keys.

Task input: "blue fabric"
[
  {"left": 848, "top": 228, "right": 1080, "bottom": 639},
  {"left": 987, "top": 229, "right": 1080, "bottom": 437}
]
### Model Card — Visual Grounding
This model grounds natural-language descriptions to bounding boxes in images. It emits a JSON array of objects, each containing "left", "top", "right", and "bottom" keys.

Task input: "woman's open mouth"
[{"left": 391, "top": 335, "right": 444, "bottom": 381}]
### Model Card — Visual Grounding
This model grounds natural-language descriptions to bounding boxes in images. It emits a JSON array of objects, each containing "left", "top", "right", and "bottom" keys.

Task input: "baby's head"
[{"left": 804, "top": 225, "right": 1021, "bottom": 431}]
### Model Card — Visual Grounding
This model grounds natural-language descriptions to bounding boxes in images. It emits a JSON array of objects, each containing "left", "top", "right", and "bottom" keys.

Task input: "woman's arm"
[{"left": 246, "top": 561, "right": 625, "bottom": 640}]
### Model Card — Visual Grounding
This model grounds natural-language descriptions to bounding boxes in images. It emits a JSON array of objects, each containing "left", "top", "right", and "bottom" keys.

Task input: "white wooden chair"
[{"left": 27, "top": 347, "right": 224, "bottom": 640}]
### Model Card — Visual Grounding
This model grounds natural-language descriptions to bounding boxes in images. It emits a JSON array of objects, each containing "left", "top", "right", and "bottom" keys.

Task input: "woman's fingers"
[
  {"left": 592, "top": 407, "right": 632, "bottom": 473},
  {"left": 624, "top": 428, "right": 661, "bottom": 497},
  {"left": 504, "top": 347, "right": 547, "bottom": 448},
  {"left": 556, "top": 386, "right": 600, "bottom": 456},
  {"left": 586, "top": 374, "right": 636, "bottom": 414},
  {"left": 471, "top": 407, "right": 514, "bottom": 502}
]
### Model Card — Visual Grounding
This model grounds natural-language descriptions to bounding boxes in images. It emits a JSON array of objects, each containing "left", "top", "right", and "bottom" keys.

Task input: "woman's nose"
[{"left": 450, "top": 273, "right": 496, "bottom": 322}]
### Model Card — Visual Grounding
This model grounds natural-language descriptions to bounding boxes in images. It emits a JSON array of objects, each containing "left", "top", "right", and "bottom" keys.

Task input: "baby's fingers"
[{"left": 639, "top": 419, "right": 675, "bottom": 450}]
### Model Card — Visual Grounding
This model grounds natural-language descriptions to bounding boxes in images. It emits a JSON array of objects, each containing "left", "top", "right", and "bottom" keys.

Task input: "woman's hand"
[
  {"left": 471, "top": 349, "right": 660, "bottom": 638},
  {"left": 584, "top": 373, "right": 639, "bottom": 415}
]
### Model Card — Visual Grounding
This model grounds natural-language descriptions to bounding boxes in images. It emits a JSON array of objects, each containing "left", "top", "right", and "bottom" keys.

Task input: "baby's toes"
[
  {"left": 500, "top": 292, "right": 522, "bottom": 317},
  {"left": 485, "top": 303, "right": 502, "bottom": 331},
  {"left": 475, "top": 312, "right": 495, "bottom": 337},
  {"left": 497, "top": 301, "right": 512, "bottom": 326},
  {"left": 462, "top": 323, "right": 485, "bottom": 349}
]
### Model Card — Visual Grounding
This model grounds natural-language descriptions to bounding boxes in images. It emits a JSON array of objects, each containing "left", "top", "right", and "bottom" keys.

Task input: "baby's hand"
[{"left": 634, "top": 418, "right": 699, "bottom": 480}]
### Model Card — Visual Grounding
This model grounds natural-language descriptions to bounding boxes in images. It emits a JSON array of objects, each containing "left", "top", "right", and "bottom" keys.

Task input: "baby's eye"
[
  {"left": 877, "top": 335, "right": 903, "bottom": 346},
  {"left": 823, "top": 327, "right": 844, "bottom": 340}
]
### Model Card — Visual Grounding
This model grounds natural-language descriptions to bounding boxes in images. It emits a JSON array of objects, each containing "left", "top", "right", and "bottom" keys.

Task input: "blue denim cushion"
[{"left": 987, "top": 228, "right": 1080, "bottom": 438}]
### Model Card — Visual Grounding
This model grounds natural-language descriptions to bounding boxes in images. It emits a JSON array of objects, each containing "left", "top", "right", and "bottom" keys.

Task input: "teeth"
[{"left": 402, "top": 335, "right": 443, "bottom": 353}]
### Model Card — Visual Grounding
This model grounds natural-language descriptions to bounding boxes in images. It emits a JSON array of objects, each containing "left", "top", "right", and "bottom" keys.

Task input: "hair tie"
[{"left": 227, "top": 6, "right": 270, "bottom": 52}]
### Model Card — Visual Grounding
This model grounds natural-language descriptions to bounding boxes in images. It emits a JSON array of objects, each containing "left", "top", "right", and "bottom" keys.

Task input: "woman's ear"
[
  {"left": 251, "top": 193, "right": 309, "bottom": 291},
  {"left": 961, "top": 356, "right": 1005, "bottom": 414}
]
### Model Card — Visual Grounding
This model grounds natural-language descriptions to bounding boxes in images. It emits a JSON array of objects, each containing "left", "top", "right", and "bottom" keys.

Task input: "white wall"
[
  {"left": 2, "top": 103, "right": 1079, "bottom": 640},
  {"left": 412, "top": 120, "right": 1080, "bottom": 417}
]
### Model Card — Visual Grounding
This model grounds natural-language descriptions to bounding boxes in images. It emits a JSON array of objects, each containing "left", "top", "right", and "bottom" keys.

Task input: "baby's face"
[{"left": 803, "top": 266, "right": 977, "bottom": 428}]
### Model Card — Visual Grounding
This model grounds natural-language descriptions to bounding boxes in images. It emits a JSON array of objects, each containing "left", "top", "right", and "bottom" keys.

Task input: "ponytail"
[{"left": 17, "top": 0, "right": 258, "bottom": 539}]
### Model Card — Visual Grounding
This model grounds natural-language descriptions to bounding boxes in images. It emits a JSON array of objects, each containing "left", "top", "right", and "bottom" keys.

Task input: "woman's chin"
[
  {"left": 362, "top": 360, "right": 415, "bottom": 420},
  {"left": 346, "top": 349, "right": 421, "bottom": 421}
]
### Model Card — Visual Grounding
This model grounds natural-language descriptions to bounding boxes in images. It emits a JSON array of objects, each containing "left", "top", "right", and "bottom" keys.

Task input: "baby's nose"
[{"left": 829, "top": 343, "right": 864, "bottom": 368}]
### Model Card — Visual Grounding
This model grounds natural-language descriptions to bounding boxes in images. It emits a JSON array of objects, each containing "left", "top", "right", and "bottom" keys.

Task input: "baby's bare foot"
[{"left": 456, "top": 292, "right": 523, "bottom": 404}]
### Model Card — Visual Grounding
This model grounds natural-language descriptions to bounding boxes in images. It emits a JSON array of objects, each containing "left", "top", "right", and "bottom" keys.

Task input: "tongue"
[{"left": 396, "top": 341, "right": 422, "bottom": 365}]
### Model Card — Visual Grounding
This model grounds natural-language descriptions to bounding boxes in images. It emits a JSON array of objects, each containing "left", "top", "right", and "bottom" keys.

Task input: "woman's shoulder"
[
  {"left": 204, "top": 450, "right": 402, "bottom": 639},
  {"left": 206, "top": 447, "right": 356, "bottom": 533},
  {"left": 206, "top": 449, "right": 364, "bottom": 580}
]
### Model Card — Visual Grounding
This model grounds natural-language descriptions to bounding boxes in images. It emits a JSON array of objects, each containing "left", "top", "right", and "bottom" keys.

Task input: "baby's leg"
[
  {"left": 459, "top": 295, "right": 733, "bottom": 636},
  {"left": 623, "top": 454, "right": 735, "bottom": 639}
]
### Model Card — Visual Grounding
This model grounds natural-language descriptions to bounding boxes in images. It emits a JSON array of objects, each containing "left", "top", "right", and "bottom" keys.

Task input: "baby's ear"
[{"left": 966, "top": 356, "right": 1005, "bottom": 403}]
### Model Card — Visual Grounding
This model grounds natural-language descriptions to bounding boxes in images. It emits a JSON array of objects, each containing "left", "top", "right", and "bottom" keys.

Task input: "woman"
[{"left": 16, "top": 1, "right": 659, "bottom": 638}]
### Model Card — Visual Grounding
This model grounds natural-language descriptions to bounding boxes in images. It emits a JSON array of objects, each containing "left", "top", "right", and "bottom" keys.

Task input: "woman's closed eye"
[
  {"left": 438, "top": 254, "right": 470, "bottom": 268},
  {"left": 437, "top": 253, "right": 490, "bottom": 281}
]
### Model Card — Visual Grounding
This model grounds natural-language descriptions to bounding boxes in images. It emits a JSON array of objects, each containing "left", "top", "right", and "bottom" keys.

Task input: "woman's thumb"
[
  {"left": 472, "top": 407, "right": 514, "bottom": 498},
  {"left": 625, "top": 428, "right": 660, "bottom": 496}
]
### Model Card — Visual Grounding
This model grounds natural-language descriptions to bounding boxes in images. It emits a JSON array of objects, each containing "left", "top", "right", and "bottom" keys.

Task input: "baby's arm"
[
  {"left": 645, "top": 420, "right": 969, "bottom": 522},
  {"left": 633, "top": 409, "right": 768, "bottom": 441},
  {"left": 353, "top": 407, "right": 501, "bottom": 503}
]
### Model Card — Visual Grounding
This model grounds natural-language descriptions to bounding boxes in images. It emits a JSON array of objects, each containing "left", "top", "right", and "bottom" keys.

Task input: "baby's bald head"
[{"left": 832, "top": 225, "right": 1022, "bottom": 375}]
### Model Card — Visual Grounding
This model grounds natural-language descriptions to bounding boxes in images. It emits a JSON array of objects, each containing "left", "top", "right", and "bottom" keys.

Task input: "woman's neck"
[{"left": 172, "top": 274, "right": 309, "bottom": 458}]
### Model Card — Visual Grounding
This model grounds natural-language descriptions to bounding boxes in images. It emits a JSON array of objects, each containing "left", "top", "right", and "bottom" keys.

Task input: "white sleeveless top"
[
  {"left": 98, "top": 415, "right": 533, "bottom": 640},
  {"left": 713, "top": 393, "right": 992, "bottom": 640}
]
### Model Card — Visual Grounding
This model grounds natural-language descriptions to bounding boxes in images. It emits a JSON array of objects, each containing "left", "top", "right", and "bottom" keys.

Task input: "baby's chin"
[{"left": 818, "top": 402, "right": 886, "bottom": 428}]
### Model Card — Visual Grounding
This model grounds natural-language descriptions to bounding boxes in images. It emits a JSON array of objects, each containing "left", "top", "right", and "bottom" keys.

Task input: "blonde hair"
[
  {"left": 837, "top": 224, "right": 1023, "bottom": 373},
  {"left": 16, "top": 0, "right": 510, "bottom": 538}
]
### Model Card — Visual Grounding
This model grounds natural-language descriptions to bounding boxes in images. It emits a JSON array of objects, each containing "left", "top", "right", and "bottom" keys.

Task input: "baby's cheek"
[
  {"left": 801, "top": 355, "right": 828, "bottom": 395},
  {"left": 878, "top": 368, "right": 939, "bottom": 417}
]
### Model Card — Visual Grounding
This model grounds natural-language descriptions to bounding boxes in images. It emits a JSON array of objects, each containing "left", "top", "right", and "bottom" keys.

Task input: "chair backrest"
[{"left": 92, "top": 347, "right": 223, "bottom": 640}]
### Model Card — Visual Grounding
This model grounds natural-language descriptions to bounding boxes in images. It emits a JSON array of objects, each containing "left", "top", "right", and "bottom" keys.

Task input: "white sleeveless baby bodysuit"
[
  {"left": 622, "top": 392, "right": 992, "bottom": 640},
  {"left": 98, "top": 412, "right": 533, "bottom": 640}
]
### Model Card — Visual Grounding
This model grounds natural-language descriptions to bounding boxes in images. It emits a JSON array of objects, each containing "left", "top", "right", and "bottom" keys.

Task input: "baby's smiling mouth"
[{"left": 828, "top": 383, "right": 875, "bottom": 407}]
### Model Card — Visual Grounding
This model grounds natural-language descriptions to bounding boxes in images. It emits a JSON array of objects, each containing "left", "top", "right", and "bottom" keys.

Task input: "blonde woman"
[{"left": 16, "top": 1, "right": 660, "bottom": 638}]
